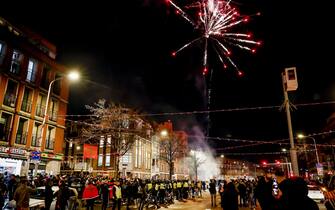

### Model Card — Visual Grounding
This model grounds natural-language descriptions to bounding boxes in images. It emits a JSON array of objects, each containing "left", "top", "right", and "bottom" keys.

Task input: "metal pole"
[
  {"left": 311, "top": 137, "right": 320, "bottom": 164},
  {"left": 282, "top": 73, "right": 299, "bottom": 176},
  {"left": 41, "top": 78, "right": 61, "bottom": 146},
  {"left": 285, "top": 157, "right": 289, "bottom": 177}
]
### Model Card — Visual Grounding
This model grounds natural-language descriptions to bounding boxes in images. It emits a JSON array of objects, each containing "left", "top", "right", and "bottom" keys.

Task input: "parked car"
[
  {"left": 29, "top": 186, "right": 59, "bottom": 209},
  {"left": 307, "top": 185, "right": 324, "bottom": 202}
]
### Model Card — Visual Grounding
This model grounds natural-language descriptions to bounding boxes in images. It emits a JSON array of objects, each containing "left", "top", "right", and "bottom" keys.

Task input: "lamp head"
[
  {"left": 297, "top": 134, "right": 305, "bottom": 139},
  {"left": 160, "top": 130, "right": 168, "bottom": 137},
  {"left": 67, "top": 71, "right": 80, "bottom": 81}
]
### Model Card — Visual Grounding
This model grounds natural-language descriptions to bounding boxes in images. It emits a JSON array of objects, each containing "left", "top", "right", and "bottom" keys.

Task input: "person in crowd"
[
  {"left": 112, "top": 180, "right": 122, "bottom": 210},
  {"left": 13, "top": 176, "right": 34, "bottom": 210},
  {"left": 45, "top": 179, "right": 54, "bottom": 210},
  {"left": 255, "top": 172, "right": 277, "bottom": 210},
  {"left": 7, "top": 174, "right": 17, "bottom": 201},
  {"left": 279, "top": 177, "right": 319, "bottom": 210},
  {"left": 101, "top": 181, "right": 110, "bottom": 210},
  {"left": 0, "top": 178, "right": 7, "bottom": 210},
  {"left": 56, "top": 180, "right": 70, "bottom": 210},
  {"left": 221, "top": 182, "right": 239, "bottom": 210},
  {"left": 82, "top": 179, "right": 99, "bottom": 210},
  {"left": 68, "top": 185, "right": 79, "bottom": 210},
  {"left": 209, "top": 179, "right": 217, "bottom": 207}
]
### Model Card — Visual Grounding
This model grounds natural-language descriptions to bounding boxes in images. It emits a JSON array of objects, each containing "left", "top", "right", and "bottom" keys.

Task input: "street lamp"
[
  {"left": 160, "top": 130, "right": 168, "bottom": 138},
  {"left": 297, "top": 134, "right": 320, "bottom": 164},
  {"left": 41, "top": 71, "right": 80, "bottom": 142}
]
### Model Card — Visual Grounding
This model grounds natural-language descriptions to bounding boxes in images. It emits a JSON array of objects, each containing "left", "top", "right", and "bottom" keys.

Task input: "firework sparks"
[{"left": 167, "top": 0, "right": 261, "bottom": 76}]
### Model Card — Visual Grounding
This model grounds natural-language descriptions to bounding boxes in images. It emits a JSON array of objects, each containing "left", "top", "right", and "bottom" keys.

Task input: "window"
[
  {"left": 135, "top": 139, "right": 138, "bottom": 168},
  {"left": 10, "top": 50, "right": 22, "bottom": 74},
  {"left": 31, "top": 122, "right": 42, "bottom": 147},
  {"left": 98, "top": 155, "right": 103, "bottom": 167},
  {"left": 0, "top": 112, "right": 12, "bottom": 142},
  {"left": 105, "top": 155, "right": 111, "bottom": 167},
  {"left": 15, "top": 118, "right": 28, "bottom": 145},
  {"left": 21, "top": 87, "right": 33, "bottom": 113},
  {"left": 99, "top": 136, "right": 105, "bottom": 148},
  {"left": 26, "top": 59, "right": 37, "bottom": 83},
  {"left": 36, "top": 94, "right": 46, "bottom": 117},
  {"left": 0, "top": 42, "right": 5, "bottom": 65},
  {"left": 49, "top": 99, "right": 58, "bottom": 121},
  {"left": 53, "top": 73, "right": 62, "bottom": 95},
  {"left": 3, "top": 80, "right": 18, "bottom": 107},
  {"left": 41, "top": 65, "right": 50, "bottom": 89},
  {"left": 45, "top": 126, "right": 55, "bottom": 150}
]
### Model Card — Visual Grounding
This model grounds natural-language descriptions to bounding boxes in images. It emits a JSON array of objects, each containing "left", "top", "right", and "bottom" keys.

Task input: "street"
[{"left": 87, "top": 192, "right": 327, "bottom": 210}]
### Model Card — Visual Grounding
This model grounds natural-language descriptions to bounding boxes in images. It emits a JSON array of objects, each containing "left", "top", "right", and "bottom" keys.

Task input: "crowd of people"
[{"left": 0, "top": 171, "right": 330, "bottom": 210}]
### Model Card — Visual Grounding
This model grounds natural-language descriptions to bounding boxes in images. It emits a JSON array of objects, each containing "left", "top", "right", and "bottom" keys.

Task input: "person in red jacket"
[{"left": 82, "top": 180, "right": 99, "bottom": 210}]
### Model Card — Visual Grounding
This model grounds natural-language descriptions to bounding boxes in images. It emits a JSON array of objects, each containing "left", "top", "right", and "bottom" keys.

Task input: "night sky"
[{"left": 1, "top": 0, "right": 335, "bottom": 160}]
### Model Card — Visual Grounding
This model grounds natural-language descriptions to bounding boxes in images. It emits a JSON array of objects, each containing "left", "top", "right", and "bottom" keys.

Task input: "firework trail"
[{"left": 168, "top": 0, "right": 261, "bottom": 76}]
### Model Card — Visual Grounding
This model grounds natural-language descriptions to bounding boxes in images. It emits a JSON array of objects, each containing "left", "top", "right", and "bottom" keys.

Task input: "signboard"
[
  {"left": 316, "top": 163, "right": 323, "bottom": 176},
  {"left": 0, "top": 146, "right": 27, "bottom": 155},
  {"left": 41, "top": 153, "right": 63, "bottom": 160},
  {"left": 31, "top": 151, "right": 41, "bottom": 161},
  {"left": 83, "top": 144, "right": 98, "bottom": 159}
]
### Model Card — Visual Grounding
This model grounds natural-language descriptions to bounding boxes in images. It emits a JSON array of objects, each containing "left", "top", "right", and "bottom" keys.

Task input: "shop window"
[
  {"left": 0, "top": 112, "right": 12, "bottom": 142},
  {"left": 26, "top": 59, "right": 37, "bottom": 83},
  {"left": 10, "top": 50, "right": 22, "bottom": 74},
  {"left": 3, "top": 80, "right": 18, "bottom": 108},
  {"left": 21, "top": 87, "right": 33, "bottom": 113},
  {"left": 15, "top": 117, "right": 28, "bottom": 145}
]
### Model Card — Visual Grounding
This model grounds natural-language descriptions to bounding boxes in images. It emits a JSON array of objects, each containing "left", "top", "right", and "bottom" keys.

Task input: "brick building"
[{"left": 0, "top": 17, "right": 70, "bottom": 175}]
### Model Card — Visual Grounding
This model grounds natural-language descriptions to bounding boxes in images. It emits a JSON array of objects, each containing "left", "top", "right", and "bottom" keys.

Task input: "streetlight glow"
[
  {"left": 297, "top": 134, "right": 305, "bottom": 139},
  {"left": 76, "top": 145, "right": 81, "bottom": 150},
  {"left": 220, "top": 154, "right": 224, "bottom": 158},
  {"left": 67, "top": 71, "right": 80, "bottom": 81},
  {"left": 160, "top": 130, "right": 168, "bottom": 137},
  {"left": 281, "top": 148, "right": 287, "bottom": 152}
]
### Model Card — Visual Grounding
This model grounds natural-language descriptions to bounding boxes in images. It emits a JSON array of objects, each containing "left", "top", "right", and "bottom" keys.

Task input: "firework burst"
[{"left": 168, "top": 0, "right": 261, "bottom": 76}]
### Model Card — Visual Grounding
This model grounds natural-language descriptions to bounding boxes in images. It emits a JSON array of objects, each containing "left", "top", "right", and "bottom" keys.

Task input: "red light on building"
[{"left": 262, "top": 161, "right": 267, "bottom": 166}]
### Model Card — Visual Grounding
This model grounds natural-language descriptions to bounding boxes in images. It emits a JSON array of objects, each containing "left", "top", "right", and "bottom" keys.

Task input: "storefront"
[
  {"left": 0, "top": 146, "right": 27, "bottom": 175},
  {"left": 41, "top": 152, "right": 63, "bottom": 175}
]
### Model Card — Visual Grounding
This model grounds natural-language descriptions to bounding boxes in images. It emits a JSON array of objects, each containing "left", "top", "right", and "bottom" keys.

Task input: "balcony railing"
[
  {"left": 0, "top": 128, "right": 11, "bottom": 142},
  {"left": 15, "top": 132, "right": 28, "bottom": 145},
  {"left": 45, "top": 138, "right": 54, "bottom": 150},
  {"left": 31, "top": 134, "right": 41, "bottom": 147},
  {"left": 21, "top": 100, "right": 32, "bottom": 113},
  {"left": 35, "top": 104, "right": 46, "bottom": 117},
  {"left": 3, "top": 93, "right": 17, "bottom": 107}
]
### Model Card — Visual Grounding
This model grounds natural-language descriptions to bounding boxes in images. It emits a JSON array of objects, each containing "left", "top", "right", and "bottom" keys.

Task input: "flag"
[{"left": 83, "top": 144, "right": 98, "bottom": 159}]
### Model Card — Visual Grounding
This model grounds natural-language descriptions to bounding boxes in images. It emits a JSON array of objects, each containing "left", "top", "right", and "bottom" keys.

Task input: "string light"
[{"left": 57, "top": 100, "right": 335, "bottom": 118}]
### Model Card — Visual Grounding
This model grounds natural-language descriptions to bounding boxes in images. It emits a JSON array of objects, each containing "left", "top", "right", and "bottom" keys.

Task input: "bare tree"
[
  {"left": 81, "top": 99, "right": 151, "bottom": 177},
  {"left": 189, "top": 151, "right": 205, "bottom": 181},
  {"left": 160, "top": 133, "right": 186, "bottom": 180}
]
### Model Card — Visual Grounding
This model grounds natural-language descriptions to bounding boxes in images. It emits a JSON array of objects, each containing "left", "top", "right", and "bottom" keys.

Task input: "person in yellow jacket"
[
  {"left": 177, "top": 180, "right": 182, "bottom": 200},
  {"left": 112, "top": 181, "right": 122, "bottom": 210}
]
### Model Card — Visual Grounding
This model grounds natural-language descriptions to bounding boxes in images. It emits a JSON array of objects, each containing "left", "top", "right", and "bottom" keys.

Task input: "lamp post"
[
  {"left": 35, "top": 71, "right": 79, "bottom": 176},
  {"left": 297, "top": 134, "right": 320, "bottom": 165}
]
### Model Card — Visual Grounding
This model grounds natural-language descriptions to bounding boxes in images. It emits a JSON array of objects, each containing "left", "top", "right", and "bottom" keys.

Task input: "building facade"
[{"left": 0, "top": 17, "right": 70, "bottom": 176}]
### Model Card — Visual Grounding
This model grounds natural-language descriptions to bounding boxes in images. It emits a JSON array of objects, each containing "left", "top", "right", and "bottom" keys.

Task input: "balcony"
[
  {"left": 3, "top": 93, "right": 17, "bottom": 108},
  {"left": 31, "top": 135, "right": 41, "bottom": 147},
  {"left": 35, "top": 104, "right": 46, "bottom": 117},
  {"left": 15, "top": 132, "right": 28, "bottom": 145},
  {"left": 21, "top": 100, "right": 32, "bottom": 113},
  {"left": 0, "top": 128, "right": 11, "bottom": 142}
]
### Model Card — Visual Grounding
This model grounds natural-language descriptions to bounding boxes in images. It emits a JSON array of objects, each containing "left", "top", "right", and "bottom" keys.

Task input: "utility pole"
[{"left": 282, "top": 68, "right": 299, "bottom": 176}]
